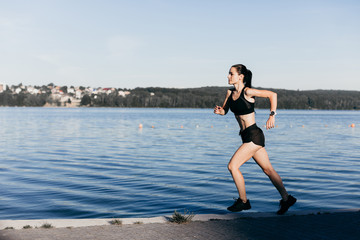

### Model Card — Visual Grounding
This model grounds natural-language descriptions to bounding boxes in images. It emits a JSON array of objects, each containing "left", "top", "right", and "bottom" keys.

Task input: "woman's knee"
[
  {"left": 228, "top": 162, "right": 239, "bottom": 173},
  {"left": 227, "top": 162, "right": 233, "bottom": 172},
  {"left": 262, "top": 167, "right": 275, "bottom": 176}
]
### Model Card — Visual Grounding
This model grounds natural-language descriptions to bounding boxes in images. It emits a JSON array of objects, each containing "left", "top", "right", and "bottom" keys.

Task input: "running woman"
[{"left": 214, "top": 64, "right": 296, "bottom": 215}]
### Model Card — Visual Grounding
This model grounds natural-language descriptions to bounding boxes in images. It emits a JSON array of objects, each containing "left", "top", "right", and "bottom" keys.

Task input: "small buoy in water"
[
  {"left": 324, "top": 125, "right": 328, "bottom": 127},
  {"left": 138, "top": 124, "right": 143, "bottom": 129},
  {"left": 350, "top": 123, "right": 355, "bottom": 128},
  {"left": 211, "top": 125, "right": 213, "bottom": 128},
  {"left": 302, "top": 125, "right": 305, "bottom": 128},
  {"left": 180, "top": 125, "right": 183, "bottom": 128},
  {"left": 152, "top": 125, "right": 155, "bottom": 128}
]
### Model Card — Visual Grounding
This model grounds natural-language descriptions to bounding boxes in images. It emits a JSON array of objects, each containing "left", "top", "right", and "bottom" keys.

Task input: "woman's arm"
[
  {"left": 214, "top": 90, "right": 232, "bottom": 115},
  {"left": 245, "top": 88, "right": 277, "bottom": 129}
]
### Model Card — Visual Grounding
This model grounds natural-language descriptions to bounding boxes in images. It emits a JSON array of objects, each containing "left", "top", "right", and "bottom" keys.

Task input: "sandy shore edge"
[{"left": 1, "top": 208, "right": 359, "bottom": 230}]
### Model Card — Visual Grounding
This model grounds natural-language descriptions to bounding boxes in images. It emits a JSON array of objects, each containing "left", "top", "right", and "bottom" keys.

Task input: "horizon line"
[{"left": 0, "top": 83, "right": 359, "bottom": 92}]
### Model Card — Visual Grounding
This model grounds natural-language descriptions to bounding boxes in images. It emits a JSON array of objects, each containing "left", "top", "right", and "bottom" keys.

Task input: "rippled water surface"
[{"left": 0, "top": 108, "right": 359, "bottom": 219}]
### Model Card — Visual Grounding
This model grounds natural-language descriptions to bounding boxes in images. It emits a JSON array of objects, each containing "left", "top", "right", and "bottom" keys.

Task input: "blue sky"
[{"left": 0, "top": 0, "right": 359, "bottom": 90}]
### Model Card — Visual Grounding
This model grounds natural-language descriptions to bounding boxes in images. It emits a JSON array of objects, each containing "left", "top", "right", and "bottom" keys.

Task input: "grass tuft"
[
  {"left": 209, "top": 219, "right": 221, "bottom": 221},
  {"left": 23, "top": 225, "right": 32, "bottom": 229},
  {"left": 4, "top": 227, "right": 14, "bottom": 230},
  {"left": 169, "top": 210, "right": 195, "bottom": 224},
  {"left": 41, "top": 223, "right": 53, "bottom": 229},
  {"left": 133, "top": 221, "right": 143, "bottom": 224},
  {"left": 109, "top": 219, "right": 122, "bottom": 225}
]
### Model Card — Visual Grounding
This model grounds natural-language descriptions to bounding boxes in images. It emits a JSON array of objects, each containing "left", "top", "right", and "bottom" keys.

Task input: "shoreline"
[
  {"left": 1, "top": 209, "right": 359, "bottom": 240},
  {"left": 1, "top": 208, "right": 359, "bottom": 230}
]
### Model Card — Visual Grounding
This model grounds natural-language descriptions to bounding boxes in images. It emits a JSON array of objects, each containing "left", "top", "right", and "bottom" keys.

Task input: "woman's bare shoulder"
[
  {"left": 244, "top": 87, "right": 255, "bottom": 96},
  {"left": 245, "top": 87, "right": 275, "bottom": 98},
  {"left": 226, "top": 88, "right": 233, "bottom": 96}
]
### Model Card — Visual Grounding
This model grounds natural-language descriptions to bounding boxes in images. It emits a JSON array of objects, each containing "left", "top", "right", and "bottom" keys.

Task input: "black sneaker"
[
  {"left": 227, "top": 198, "right": 251, "bottom": 212},
  {"left": 277, "top": 195, "right": 296, "bottom": 215}
]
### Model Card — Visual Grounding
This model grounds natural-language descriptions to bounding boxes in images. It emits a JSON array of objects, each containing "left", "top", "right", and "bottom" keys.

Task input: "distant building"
[
  {"left": 27, "top": 86, "right": 39, "bottom": 94},
  {"left": 0, "top": 83, "right": 4, "bottom": 93},
  {"left": 68, "top": 87, "right": 75, "bottom": 94},
  {"left": 75, "top": 89, "right": 82, "bottom": 99},
  {"left": 15, "top": 88, "right": 22, "bottom": 94},
  {"left": 118, "top": 90, "right": 131, "bottom": 97}
]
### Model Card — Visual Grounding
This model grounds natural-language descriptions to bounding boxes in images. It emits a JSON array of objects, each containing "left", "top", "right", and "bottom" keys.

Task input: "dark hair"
[{"left": 231, "top": 64, "right": 252, "bottom": 88}]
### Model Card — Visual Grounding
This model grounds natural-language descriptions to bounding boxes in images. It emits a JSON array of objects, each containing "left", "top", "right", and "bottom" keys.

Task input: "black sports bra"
[{"left": 224, "top": 88, "right": 255, "bottom": 115}]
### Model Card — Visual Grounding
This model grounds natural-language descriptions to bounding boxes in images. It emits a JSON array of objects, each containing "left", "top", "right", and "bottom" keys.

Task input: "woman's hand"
[
  {"left": 214, "top": 105, "right": 224, "bottom": 115},
  {"left": 266, "top": 116, "right": 275, "bottom": 130}
]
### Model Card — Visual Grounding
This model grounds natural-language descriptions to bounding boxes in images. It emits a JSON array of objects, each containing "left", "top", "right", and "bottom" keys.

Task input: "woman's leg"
[
  {"left": 228, "top": 142, "right": 262, "bottom": 202},
  {"left": 252, "top": 147, "right": 289, "bottom": 200}
]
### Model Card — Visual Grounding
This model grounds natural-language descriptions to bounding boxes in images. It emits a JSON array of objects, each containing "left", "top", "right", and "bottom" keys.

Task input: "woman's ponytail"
[{"left": 244, "top": 69, "right": 252, "bottom": 88}]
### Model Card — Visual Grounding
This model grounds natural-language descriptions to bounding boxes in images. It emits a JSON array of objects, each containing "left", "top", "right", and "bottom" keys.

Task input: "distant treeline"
[
  {"left": 82, "top": 87, "right": 360, "bottom": 110},
  {"left": 0, "top": 92, "right": 50, "bottom": 107},
  {"left": 1, "top": 86, "right": 359, "bottom": 110}
]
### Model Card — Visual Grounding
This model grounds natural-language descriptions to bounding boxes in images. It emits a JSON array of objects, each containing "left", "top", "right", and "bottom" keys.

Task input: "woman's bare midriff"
[{"left": 235, "top": 112, "right": 256, "bottom": 131}]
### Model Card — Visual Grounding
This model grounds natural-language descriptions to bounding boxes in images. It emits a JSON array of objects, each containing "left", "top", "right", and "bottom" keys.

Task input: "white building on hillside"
[{"left": 0, "top": 83, "right": 5, "bottom": 92}]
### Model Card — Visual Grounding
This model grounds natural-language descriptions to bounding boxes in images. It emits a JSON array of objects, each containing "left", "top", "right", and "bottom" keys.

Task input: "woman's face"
[{"left": 228, "top": 67, "right": 243, "bottom": 85}]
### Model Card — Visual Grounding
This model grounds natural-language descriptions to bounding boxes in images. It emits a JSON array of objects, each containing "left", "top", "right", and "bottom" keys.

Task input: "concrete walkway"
[{"left": 1, "top": 210, "right": 359, "bottom": 240}]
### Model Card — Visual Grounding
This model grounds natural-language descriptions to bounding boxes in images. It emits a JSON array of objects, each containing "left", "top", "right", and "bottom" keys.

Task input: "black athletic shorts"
[{"left": 239, "top": 124, "right": 265, "bottom": 147}]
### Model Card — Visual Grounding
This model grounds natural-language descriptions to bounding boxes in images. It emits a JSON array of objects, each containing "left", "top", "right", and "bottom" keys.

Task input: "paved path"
[{"left": 1, "top": 211, "right": 359, "bottom": 240}]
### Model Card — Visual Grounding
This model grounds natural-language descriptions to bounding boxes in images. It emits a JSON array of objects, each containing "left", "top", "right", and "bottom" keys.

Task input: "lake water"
[{"left": 0, "top": 107, "right": 359, "bottom": 220}]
